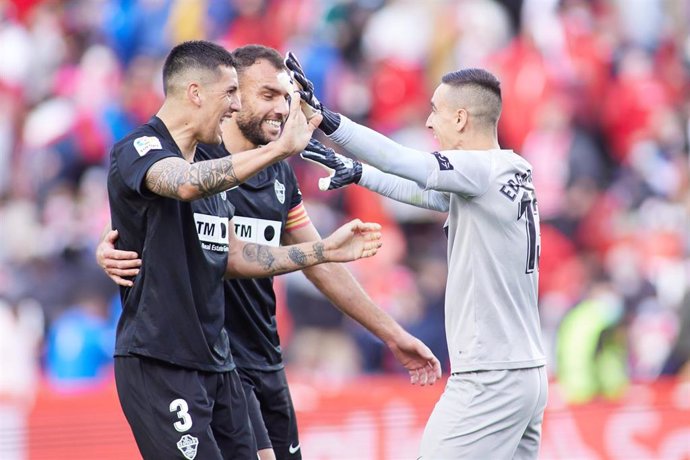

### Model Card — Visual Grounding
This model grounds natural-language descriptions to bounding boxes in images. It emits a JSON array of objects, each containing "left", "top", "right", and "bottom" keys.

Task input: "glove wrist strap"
[
  {"left": 353, "top": 162, "right": 362, "bottom": 184},
  {"left": 320, "top": 107, "right": 341, "bottom": 135}
]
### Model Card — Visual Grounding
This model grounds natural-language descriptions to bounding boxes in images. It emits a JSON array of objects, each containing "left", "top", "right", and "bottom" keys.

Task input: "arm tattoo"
[
  {"left": 242, "top": 243, "right": 276, "bottom": 271},
  {"left": 256, "top": 245, "right": 276, "bottom": 270},
  {"left": 288, "top": 247, "right": 308, "bottom": 266},
  {"left": 313, "top": 242, "right": 326, "bottom": 263},
  {"left": 189, "top": 157, "right": 239, "bottom": 197},
  {"left": 146, "top": 157, "right": 239, "bottom": 199},
  {"left": 146, "top": 159, "right": 188, "bottom": 198}
]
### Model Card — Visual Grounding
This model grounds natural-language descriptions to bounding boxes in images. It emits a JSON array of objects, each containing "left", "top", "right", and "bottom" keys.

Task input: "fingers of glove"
[
  {"left": 285, "top": 51, "right": 306, "bottom": 74},
  {"left": 306, "top": 138, "right": 330, "bottom": 153},
  {"left": 301, "top": 150, "right": 325, "bottom": 161},
  {"left": 293, "top": 72, "right": 314, "bottom": 93},
  {"left": 301, "top": 154, "right": 337, "bottom": 174},
  {"left": 301, "top": 150, "right": 330, "bottom": 164},
  {"left": 296, "top": 89, "right": 311, "bottom": 103}
]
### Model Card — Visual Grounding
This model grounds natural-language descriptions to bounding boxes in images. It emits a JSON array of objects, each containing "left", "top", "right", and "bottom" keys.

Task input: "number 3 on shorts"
[{"left": 170, "top": 398, "right": 193, "bottom": 432}]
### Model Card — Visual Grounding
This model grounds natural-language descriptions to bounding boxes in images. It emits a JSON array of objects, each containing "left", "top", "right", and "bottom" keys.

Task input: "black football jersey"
[
  {"left": 108, "top": 117, "right": 235, "bottom": 372},
  {"left": 227, "top": 161, "right": 303, "bottom": 370}
]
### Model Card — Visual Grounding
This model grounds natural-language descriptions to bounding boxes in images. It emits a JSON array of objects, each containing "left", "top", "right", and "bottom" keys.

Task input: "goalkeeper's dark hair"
[
  {"left": 162, "top": 40, "right": 235, "bottom": 95},
  {"left": 442, "top": 68, "right": 502, "bottom": 127},
  {"left": 232, "top": 45, "right": 286, "bottom": 74}
]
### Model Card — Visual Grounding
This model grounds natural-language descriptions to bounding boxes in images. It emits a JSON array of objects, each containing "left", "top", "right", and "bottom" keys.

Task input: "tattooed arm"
[
  {"left": 144, "top": 142, "right": 299, "bottom": 201},
  {"left": 225, "top": 218, "right": 383, "bottom": 278},
  {"left": 145, "top": 89, "right": 323, "bottom": 201}
]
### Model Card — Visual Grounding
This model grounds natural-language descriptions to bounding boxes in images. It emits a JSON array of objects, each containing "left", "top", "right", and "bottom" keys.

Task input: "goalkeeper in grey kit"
[{"left": 289, "top": 53, "right": 547, "bottom": 459}]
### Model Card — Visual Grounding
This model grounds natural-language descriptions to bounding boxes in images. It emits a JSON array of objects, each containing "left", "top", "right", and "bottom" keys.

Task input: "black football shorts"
[
  {"left": 115, "top": 356, "right": 255, "bottom": 459},
  {"left": 238, "top": 367, "right": 301, "bottom": 459}
]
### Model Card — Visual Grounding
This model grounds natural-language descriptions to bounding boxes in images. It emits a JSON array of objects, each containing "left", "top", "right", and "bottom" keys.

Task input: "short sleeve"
[
  {"left": 424, "top": 150, "right": 494, "bottom": 197},
  {"left": 115, "top": 135, "right": 178, "bottom": 196},
  {"left": 286, "top": 164, "right": 303, "bottom": 210}
]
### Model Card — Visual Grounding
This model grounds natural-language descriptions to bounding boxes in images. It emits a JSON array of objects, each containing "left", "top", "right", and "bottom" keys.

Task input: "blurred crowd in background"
[{"left": 1, "top": 0, "right": 689, "bottom": 406}]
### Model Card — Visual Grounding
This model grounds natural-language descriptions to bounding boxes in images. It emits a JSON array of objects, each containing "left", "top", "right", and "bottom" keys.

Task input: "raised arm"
[
  {"left": 285, "top": 53, "right": 491, "bottom": 197},
  {"left": 359, "top": 165, "right": 450, "bottom": 212},
  {"left": 328, "top": 117, "right": 492, "bottom": 196},
  {"left": 283, "top": 223, "right": 442, "bottom": 385},
  {"left": 225, "top": 218, "right": 381, "bottom": 278},
  {"left": 302, "top": 139, "right": 449, "bottom": 212},
  {"left": 145, "top": 90, "right": 322, "bottom": 201}
]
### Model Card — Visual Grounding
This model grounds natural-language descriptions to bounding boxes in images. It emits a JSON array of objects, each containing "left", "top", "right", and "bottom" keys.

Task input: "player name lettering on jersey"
[
  {"left": 499, "top": 169, "right": 534, "bottom": 202},
  {"left": 194, "top": 213, "right": 229, "bottom": 252},
  {"left": 232, "top": 216, "right": 282, "bottom": 247}
]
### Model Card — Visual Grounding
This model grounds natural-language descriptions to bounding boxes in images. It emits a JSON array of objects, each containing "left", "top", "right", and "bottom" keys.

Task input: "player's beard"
[{"left": 235, "top": 113, "right": 276, "bottom": 147}]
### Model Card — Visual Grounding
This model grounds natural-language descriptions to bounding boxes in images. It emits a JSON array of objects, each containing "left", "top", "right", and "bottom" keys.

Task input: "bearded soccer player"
[
  {"left": 101, "top": 44, "right": 440, "bottom": 460},
  {"left": 107, "top": 41, "right": 384, "bottom": 459}
]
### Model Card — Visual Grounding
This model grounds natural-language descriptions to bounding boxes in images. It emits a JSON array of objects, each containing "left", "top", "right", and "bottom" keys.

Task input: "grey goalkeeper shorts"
[{"left": 419, "top": 366, "right": 548, "bottom": 460}]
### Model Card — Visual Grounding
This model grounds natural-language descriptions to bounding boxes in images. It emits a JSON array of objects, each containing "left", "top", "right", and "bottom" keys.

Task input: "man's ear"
[
  {"left": 456, "top": 108, "right": 468, "bottom": 133},
  {"left": 187, "top": 82, "right": 202, "bottom": 107}
]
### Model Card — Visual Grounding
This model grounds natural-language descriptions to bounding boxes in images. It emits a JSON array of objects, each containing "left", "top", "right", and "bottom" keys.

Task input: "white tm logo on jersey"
[
  {"left": 233, "top": 216, "right": 282, "bottom": 247},
  {"left": 176, "top": 434, "right": 199, "bottom": 459},
  {"left": 194, "top": 213, "right": 228, "bottom": 252},
  {"left": 274, "top": 179, "right": 285, "bottom": 204},
  {"left": 133, "top": 136, "right": 162, "bottom": 156}
]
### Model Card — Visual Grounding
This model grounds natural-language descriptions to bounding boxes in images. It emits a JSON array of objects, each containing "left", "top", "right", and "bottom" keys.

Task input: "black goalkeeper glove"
[
  {"left": 301, "top": 138, "right": 362, "bottom": 191},
  {"left": 285, "top": 52, "right": 342, "bottom": 135}
]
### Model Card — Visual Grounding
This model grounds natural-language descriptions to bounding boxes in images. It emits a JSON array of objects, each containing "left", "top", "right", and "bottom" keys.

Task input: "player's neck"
[
  {"left": 453, "top": 132, "right": 500, "bottom": 151},
  {"left": 157, "top": 102, "right": 198, "bottom": 161}
]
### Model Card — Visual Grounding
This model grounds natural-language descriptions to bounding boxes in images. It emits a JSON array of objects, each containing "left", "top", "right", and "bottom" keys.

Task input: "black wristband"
[{"left": 320, "top": 106, "right": 341, "bottom": 135}]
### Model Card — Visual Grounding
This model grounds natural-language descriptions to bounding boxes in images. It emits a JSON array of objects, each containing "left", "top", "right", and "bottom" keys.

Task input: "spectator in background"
[
  {"left": 45, "top": 290, "right": 114, "bottom": 387},
  {"left": 662, "top": 290, "right": 690, "bottom": 379},
  {"left": 0, "top": 296, "right": 44, "bottom": 402},
  {"left": 556, "top": 281, "right": 629, "bottom": 404}
]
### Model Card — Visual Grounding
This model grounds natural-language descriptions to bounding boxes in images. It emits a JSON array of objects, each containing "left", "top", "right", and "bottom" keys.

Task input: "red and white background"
[{"left": 3, "top": 375, "right": 689, "bottom": 460}]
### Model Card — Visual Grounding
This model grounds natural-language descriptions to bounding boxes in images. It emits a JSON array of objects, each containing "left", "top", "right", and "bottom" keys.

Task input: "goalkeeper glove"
[
  {"left": 301, "top": 138, "right": 362, "bottom": 191},
  {"left": 285, "top": 52, "right": 342, "bottom": 135}
]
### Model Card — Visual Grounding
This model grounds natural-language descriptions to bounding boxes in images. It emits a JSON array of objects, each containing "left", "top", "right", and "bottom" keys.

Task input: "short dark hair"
[
  {"left": 162, "top": 40, "right": 235, "bottom": 95},
  {"left": 231, "top": 44, "right": 285, "bottom": 74},
  {"left": 441, "top": 68, "right": 501, "bottom": 100},
  {"left": 441, "top": 68, "right": 502, "bottom": 127}
]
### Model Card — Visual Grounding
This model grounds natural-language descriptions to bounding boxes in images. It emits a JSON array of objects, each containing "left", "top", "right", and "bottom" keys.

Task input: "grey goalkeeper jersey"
[{"left": 330, "top": 117, "right": 546, "bottom": 373}]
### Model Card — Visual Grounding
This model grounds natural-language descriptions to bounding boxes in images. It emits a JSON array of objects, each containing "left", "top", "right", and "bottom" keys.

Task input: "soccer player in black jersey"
[
  {"left": 106, "top": 40, "right": 384, "bottom": 460},
  {"left": 101, "top": 44, "right": 441, "bottom": 460}
]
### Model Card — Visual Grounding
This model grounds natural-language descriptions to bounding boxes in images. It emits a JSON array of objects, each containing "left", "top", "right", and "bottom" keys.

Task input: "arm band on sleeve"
[
  {"left": 328, "top": 116, "right": 435, "bottom": 188},
  {"left": 284, "top": 202, "right": 311, "bottom": 232},
  {"left": 359, "top": 165, "right": 450, "bottom": 212}
]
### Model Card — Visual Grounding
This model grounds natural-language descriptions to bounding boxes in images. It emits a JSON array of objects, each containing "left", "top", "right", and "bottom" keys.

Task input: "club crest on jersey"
[
  {"left": 176, "top": 434, "right": 199, "bottom": 459},
  {"left": 220, "top": 191, "right": 227, "bottom": 201},
  {"left": 133, "top": 136, "right": 162, "bottom": 156},
  {"left": 274, "top": 180, "right": 285, "bottom": 204}
]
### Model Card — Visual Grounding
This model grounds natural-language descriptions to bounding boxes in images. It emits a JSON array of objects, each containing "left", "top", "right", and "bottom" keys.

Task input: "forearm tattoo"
[
  {"left": 313, "top": 242, "right": 326, "bottom": 263},
  {"left": 256, "top": 245, "right": 276, "bottom": 270},
  {"left": 288, "top": 247, "right": 308, "bottom": 266},
  {"left": 242, "top": 243, "right": 276, "bottom": 271},
  {"left": 146, "top": 157, "right": 239, "bottom": 199},
  {"left": 239, "top": 241, "right": 330, "bottom": 276}
]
